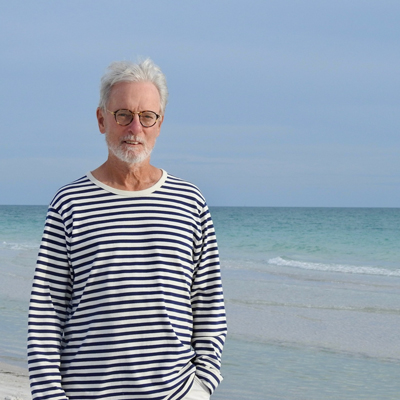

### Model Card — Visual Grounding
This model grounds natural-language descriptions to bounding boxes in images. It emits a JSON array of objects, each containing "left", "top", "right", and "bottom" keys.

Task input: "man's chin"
[{"left": 110, "top": 149, "right": 152, "bottom": 165}]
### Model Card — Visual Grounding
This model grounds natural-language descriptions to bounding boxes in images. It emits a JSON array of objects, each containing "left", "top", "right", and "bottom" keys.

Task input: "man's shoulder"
[
  {"left": 164, "top": 173, "right": 205, "bottom": 197},
  {"left": 165, "top": 173, "right": 200, "bottom": 189},
  {"left": 49, "top": 174, "right": 95, "bottom": 207}
]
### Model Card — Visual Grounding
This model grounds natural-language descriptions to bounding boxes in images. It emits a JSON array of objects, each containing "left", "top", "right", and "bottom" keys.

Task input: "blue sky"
[{"left": 1, "top": 0, "right": 399, "bottom": 206}]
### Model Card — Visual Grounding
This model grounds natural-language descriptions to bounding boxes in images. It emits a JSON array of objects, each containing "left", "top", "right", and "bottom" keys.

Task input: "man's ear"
[
  {"left": 156, "top": 114, "right": 164, "bottom": 138},
  {"left": 96, "top": 108, "right": 106, "bottom": 134}
]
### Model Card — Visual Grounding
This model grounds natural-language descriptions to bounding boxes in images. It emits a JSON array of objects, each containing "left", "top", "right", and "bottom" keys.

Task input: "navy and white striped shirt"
[{"left": 28, "top": 171, "right": 227, "bottom": 400}]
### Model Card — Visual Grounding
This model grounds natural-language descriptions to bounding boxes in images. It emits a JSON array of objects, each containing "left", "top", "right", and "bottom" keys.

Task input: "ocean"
[{"left": 1, "top": 205, "right": 399, "bottom": 399}]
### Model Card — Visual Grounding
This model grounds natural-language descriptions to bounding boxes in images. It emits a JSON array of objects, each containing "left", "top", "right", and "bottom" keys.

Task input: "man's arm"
[
  {"left": 191, "top": 206, "right": 227, "bottom": 394},
  {"left": 28, "top": 207, "right": 72, "bottom": 400}
]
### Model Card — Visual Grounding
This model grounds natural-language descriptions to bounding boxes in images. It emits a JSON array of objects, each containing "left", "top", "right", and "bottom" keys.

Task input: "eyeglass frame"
[{"left": 107, "top": 109, "right": 161, "bottom": 128}]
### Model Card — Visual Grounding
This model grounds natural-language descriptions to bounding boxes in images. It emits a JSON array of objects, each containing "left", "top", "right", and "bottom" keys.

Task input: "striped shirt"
[{"left": 28, "top": 170, "right": 227, "bottom": 400}]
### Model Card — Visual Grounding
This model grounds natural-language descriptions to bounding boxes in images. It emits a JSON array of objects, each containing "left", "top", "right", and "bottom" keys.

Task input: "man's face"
[{"left": 97, "top": 81, "right": 163, "bottom": 165}]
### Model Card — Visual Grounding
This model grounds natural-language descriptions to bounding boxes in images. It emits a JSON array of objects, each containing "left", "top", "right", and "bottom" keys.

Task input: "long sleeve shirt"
[{"left": 28, "top": 170, "right": 227, "bottom": 400}]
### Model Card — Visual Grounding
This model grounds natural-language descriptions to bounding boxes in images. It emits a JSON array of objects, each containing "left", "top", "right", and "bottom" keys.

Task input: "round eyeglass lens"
[
  {"left": 140, "top": 111, "right": 157, "bottom": 127},
  {"left": 115, "top": 110, "right": 133, "bottom": 126}
]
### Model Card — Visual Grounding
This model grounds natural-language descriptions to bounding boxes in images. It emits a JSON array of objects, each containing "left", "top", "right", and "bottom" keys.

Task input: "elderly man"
[{"left": 28, "top": 59, "right": 227, "bottom": 400}]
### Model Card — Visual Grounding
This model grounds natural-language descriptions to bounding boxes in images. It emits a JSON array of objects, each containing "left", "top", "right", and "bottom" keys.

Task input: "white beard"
[{"left": 105, "top": 133, "right": 153, "bottom": 164}]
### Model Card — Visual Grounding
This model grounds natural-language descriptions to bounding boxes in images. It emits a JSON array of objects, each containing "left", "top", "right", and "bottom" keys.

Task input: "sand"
[{"left": 0, "top": 362, "right": 30, "bottom": 400}]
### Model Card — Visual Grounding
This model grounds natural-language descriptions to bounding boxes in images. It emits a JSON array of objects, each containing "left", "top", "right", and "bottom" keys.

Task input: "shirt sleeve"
[
  {"left": 191, "top": 205, "right": 227, "bottom": 394},
  {"left": 27, "top": 206, "right": 72, "bottom": 400}
]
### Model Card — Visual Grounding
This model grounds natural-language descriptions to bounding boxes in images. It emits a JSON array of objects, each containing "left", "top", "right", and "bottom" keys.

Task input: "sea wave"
[
  {"left": 1, "top": 241, "right": 39, "bottom": 251},
  {"left": 268, "top": 256, "right": 400, "bottom": 277}
]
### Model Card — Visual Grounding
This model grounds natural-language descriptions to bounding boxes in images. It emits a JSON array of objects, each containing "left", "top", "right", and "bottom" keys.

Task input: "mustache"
[{"left": 121, "top": 135, "right": 145, "bottom": 144}]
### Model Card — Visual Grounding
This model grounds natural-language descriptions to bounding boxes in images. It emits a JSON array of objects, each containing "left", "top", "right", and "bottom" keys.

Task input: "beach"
[
  {"left": 0, "top": 362, "right": 30, "bottom": 400},
  {"left": 1, "top": 206, "right": 400, "bottom": 399}
]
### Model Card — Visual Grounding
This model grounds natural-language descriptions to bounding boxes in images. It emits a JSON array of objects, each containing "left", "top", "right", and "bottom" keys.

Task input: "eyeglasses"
[{"left": 107, "top": 109, "right": 160, "bottom": 127}]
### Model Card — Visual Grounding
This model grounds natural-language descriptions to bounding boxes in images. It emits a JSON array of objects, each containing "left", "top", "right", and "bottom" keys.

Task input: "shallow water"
[
  {"left": 212, "top": 207, "right": 400, "bottom": 399},
  {"left": 214, "top": 338, "right": 400, "bottom": 400}
]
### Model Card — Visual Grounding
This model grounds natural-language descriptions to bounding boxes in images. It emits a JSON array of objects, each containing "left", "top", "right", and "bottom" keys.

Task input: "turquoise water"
[
  {"left": 213, "top": 207, "right": 400, "bottom": 272},
  {"left": 1, "top": 206, "right": 400, "bottom": 399},
  {"left": 210, "top": 207, "right": 400, "bottom": 400}
]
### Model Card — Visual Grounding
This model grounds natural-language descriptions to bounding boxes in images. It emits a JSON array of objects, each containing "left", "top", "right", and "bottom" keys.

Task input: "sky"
[{"left": 1, "top": 0, "right": 399, "bottom": 207}]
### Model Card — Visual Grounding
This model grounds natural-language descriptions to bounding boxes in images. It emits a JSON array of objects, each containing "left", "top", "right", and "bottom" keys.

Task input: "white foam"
[
  {"left": 1, "top": 241, "right": 39, "bottom": 251},
  {"left": 268, "top": 256, "right": 400, "bottom": 277}
]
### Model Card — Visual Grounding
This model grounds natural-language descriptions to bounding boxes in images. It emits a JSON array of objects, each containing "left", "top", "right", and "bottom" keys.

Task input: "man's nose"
[{"left": 128, "top": 114, "right": 143, "bottom": 131}]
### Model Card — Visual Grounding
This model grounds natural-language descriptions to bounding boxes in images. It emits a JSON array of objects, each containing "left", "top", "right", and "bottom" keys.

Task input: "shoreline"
[{"left": 0, "top": 361, "right": 30, "bottom": 400}]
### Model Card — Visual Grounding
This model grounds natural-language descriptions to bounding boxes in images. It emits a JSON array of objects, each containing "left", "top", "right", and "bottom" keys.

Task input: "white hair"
[{"left": 98, "top": 58, "right": 168, "bottom": 114}]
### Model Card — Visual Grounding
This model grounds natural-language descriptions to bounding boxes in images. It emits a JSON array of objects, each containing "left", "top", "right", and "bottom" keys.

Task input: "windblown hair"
[{"left": 98, "top": 58, "right": 168, "bottom": 114}]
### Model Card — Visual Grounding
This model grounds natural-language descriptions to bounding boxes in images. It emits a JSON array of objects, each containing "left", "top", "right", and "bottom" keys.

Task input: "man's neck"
[{"left": 91, "top": 158, "right": 162, "bottom": 191}]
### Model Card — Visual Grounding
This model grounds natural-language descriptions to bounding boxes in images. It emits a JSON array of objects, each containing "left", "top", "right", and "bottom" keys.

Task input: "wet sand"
[{"left": 0, "top": 362, "right": 30, "bottom": 400}]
